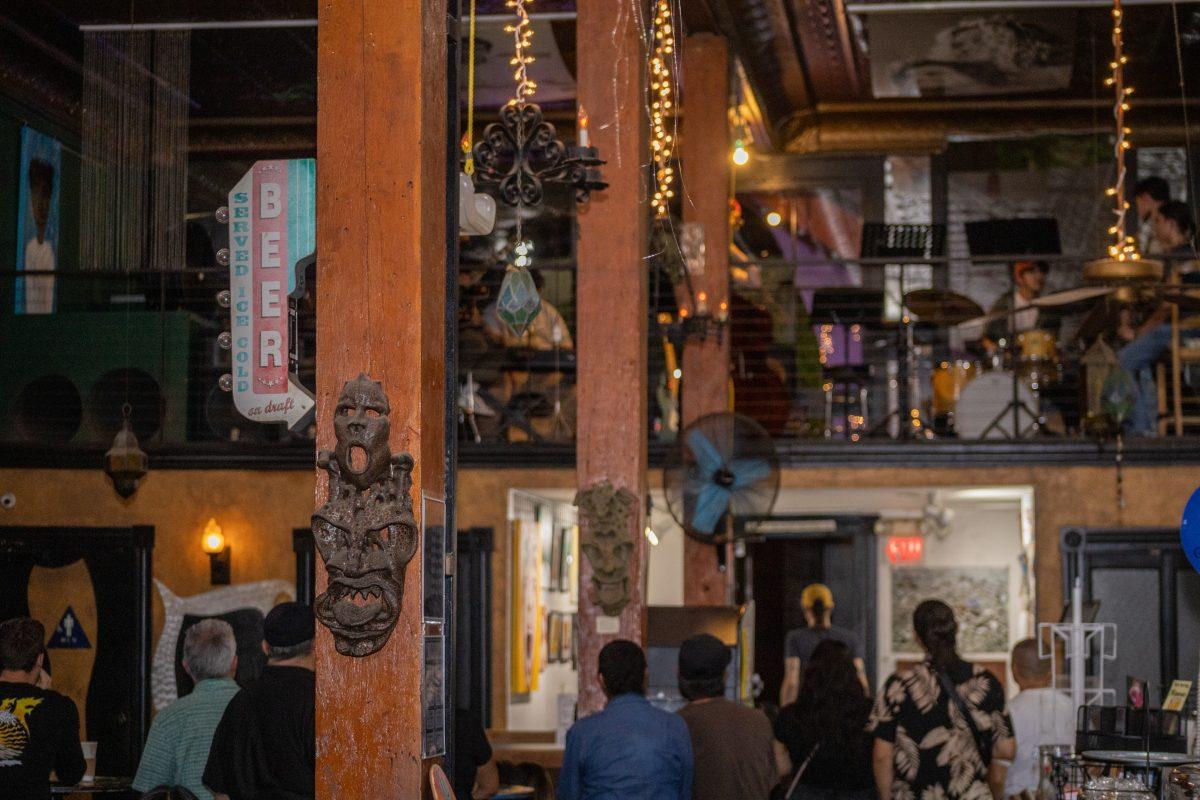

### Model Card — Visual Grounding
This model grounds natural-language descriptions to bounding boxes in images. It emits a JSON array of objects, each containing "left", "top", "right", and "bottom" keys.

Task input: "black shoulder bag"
[{"left": 935, "top": 670, "right": 992, "bottom": 768}]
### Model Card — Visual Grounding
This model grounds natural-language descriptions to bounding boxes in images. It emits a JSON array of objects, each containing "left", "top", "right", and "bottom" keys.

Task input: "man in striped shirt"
[{"left": 133, "top": 619, "right": 239, "bottom": 800}]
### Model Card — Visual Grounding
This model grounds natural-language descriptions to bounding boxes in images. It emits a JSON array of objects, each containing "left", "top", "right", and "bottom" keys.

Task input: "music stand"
[{"left": 966, "top": 218, "right": 1062, "bottom": 439}]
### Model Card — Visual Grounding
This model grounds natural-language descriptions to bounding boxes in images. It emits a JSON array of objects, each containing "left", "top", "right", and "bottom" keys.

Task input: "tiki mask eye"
[
  {"left": 367, "top": 526, "right": 392, "bottom": 552},
  {"left": 318, "top": 521, "right": 348, "bottom": 547}
]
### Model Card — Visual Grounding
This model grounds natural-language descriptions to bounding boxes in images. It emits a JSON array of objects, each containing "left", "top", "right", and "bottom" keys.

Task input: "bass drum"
[{"left": 954, "top": 371, "right": 1038, "bottom": 440}]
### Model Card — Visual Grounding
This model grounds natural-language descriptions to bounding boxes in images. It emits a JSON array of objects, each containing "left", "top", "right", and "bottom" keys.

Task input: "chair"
[{"left": 1155, "top": 306, "right": 1200, "bottom": 436}]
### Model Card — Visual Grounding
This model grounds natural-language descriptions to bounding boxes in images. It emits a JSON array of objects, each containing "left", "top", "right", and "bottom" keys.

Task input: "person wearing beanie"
[
  {"left": 781, "top": 584, "right": 866, "bottom": 706},
  {"left": 675, "top": 634, "right": 782, "bottom": 800},
  {"left": 203, "top": 601, "right": 316, "bottom": 800}
]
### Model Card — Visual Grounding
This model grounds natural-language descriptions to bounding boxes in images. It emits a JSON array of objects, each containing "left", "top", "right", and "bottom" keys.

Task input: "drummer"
[{"left": 982, "top": 260, "right": 1061, "bottom": 355}]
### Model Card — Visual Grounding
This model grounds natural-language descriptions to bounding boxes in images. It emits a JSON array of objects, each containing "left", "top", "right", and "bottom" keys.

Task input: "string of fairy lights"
[
  {"left": 649, "top": 0, "right": 677, "bottom": 219},
  {"left": 1104, "top": 0, "right": 1140, "bottom": 262},
  {"left": 507, "top": 0, "right": 537, "bottom": 104}
]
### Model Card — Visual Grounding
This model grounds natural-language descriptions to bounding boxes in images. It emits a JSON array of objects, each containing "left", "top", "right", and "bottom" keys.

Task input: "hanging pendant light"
[
  {"left": 497, "top": 241, "right": 542, "bottom": 337},
  {"left": 104, "top": 404, "right": 148, "bottom": 499},
  {"left": 1083, "top": 0, "right": 1163, "bottom": 287}
]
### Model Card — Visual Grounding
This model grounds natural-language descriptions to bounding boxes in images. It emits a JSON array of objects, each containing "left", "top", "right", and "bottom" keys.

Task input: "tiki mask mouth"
[
  {"left": 316, "top": 573, "right": 400, "bottom": 637},
  {"left": 347, "top": 445, "right": 369, "bottom": 474}
]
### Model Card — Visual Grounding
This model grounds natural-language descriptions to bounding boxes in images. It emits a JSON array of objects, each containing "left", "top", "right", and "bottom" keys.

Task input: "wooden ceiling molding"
[
  {"left": 786, "top": 0, "right": 865, "bottom": 102},
  {"left": 782, "top": 99, "right": 1200, "bottom": 155},
  {"left": 687, "top": 0, "right": 813, "bottom": 148}
]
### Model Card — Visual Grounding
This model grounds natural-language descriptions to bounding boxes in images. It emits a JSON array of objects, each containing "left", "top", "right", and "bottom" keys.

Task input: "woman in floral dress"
[{"left": 870, "top": 600, "right": 1015, "bottom": 800}]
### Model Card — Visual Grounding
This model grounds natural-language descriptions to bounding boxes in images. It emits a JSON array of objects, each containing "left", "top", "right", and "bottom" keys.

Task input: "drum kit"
[
  {"left": 906, "top": 287, "right": 1063, "bottom": 439},
  {"left": 905, "top": 262, "right": 1200, "bottom": 438}
]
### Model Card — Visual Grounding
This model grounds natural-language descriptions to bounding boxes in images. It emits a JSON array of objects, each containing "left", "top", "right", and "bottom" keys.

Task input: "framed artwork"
[
  {"left": 891, "top": 566, "right": 1009, "bottom": 653},
  {"left": 559, "top": 613, "right": 574, "bottom": 664},
  {"left": 566, "top": 524, "right": 579, "bottom": 603},
  {"left": 510, "top": 520, "right": 543, "bottom": 694},
  {"left": 547, "top": 612, "right": 563, "bottom": 664},
  {"left": 15, "top": 126, "right": 62, "bottom": 315},
  {"left": 548, "top": 526, "right": 563, "bottom": 592}
]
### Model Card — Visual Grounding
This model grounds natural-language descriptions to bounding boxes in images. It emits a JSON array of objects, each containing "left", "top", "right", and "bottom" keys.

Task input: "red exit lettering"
[{"left": 887, "top": 536, "right": 924, "bottom": 564}]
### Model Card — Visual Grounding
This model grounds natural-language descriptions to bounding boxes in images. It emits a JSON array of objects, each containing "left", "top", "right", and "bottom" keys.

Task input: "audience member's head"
[
  {"left": 792, "top": 639, "right": 869, "bottom": 749},
  {"left": 598, "top": 639, "right": 646, "bottom": 700},
  {"left": 913, "top": 599, "right": 959, "bottom": 673},
  {"left": 677, "top": 634, "right": 730, "bottom": 701},
  {"left": 183, "top": 619, "right": 238, "bottom": 681},
  {"left": 1134, "top": 176, "right": 1171, "bottom": 220},
  {"left": 263, "top": 602, "right": 315, "bottom": 663},
  {"left": 0, "top": 617, "right": 46, "bottom": 678},
  {"left": 1011, "top": 638, "right": 1051, "bottom": 690},
  {"left": 1013, "top": 259, "right": 1050, "bottom": 296},
  {"left": 801, "top": 583, "right": 834, "bottom": 628},
  {"left": 1154, "top": 199, "right": 1196, "bottom": 250}
]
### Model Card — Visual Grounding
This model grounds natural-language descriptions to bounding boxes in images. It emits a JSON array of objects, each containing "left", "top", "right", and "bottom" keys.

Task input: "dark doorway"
[
  {"left": 0, "top": 525, "right": 153, "bottom": 778},
  {"left": 738, "top": 515, "right": 877, "bottom": 706}
]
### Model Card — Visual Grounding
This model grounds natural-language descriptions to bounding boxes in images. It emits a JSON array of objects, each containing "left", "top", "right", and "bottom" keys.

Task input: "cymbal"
[
  {"left": 1030, "top": 286, "right": 1113, "bottom": 309},
  {"left": 903, "top": 289, "right": 984, "bottom": 326}
]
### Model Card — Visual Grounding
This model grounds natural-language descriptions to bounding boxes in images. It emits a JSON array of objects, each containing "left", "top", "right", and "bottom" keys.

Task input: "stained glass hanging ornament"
[{"left": 497, "top": 241, "right": 542, "bottom": 337}]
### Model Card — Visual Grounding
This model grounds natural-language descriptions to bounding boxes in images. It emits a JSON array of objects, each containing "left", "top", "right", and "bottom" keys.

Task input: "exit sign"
[{"left": 887, "top": 536, "right": 924, "bottom": 564}]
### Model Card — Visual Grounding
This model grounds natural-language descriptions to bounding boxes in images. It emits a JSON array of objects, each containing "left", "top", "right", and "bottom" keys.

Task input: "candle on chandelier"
[{"left": 578, "top": 105, "right": 590, "bottom": 148}]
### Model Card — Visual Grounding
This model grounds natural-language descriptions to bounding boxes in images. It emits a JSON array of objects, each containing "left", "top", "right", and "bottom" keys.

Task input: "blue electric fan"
[{"left": 663, "top": 412, "right": 780, "bottom": 542}]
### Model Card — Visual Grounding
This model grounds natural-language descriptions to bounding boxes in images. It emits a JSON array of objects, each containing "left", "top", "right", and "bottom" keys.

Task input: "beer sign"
[{"left": 227, "top": 159, "right": 316, "bottom": 429}]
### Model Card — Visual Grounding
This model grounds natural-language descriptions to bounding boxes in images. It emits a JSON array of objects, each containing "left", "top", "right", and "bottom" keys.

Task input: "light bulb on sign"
[
  {"left": 732, "top": 139, "right": 749, "bottom": 166},
  {"left": 766, "top": 211, "right": 782, "bottom": 227}
]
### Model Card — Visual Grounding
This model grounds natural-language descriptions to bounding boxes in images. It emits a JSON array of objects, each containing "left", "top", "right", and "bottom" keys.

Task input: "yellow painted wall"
[{"left": 3, "top": 459, "right": 1199, "bottom": 731}]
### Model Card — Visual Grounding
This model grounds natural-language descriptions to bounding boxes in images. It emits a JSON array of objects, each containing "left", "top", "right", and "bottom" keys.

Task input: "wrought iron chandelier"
[{"left": 471, "top": 0, "right": 606, "bottom": 207}]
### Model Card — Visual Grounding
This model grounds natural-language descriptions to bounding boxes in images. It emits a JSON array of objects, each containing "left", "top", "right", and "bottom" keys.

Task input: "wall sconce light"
[{"left": 201, "top": 518, "right": 231, "bottom": 585}]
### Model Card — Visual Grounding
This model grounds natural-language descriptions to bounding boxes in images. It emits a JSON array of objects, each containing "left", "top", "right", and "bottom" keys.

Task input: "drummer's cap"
[
  {"left": 801, "top": 583, "right": 835, "bottom": 610},
  {"left": 1013, "top": 260, "right": 1050, "bottom": 276}
]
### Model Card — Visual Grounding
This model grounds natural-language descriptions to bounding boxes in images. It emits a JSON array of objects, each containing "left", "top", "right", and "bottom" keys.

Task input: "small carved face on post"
[
  {"left": 575, "top": 482, "right": 639, "bottom": 617},
  {"left": 313, "top": 374, "right": 418, "bottom": 657}
]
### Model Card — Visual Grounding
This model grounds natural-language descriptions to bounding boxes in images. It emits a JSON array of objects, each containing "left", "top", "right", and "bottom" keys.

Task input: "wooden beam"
[
  {"left": 314, "top": 0, "right": 446, "bottom": 795},
  {"left": 575, "top": 0, "right": 649, "bottom": 716},
  {"left": 681, "top": 33, "right": 732, "bottom": 606}
]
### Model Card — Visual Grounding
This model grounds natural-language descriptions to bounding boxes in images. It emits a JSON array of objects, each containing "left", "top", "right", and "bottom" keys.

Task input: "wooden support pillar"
[
  {"left": 681, "top": 33, "right": 732, "bottom": 606},
  {"left": 314, "top": 0, "right": 446, "bottom": 796},
  {"left": 575, "top": 0, "right": 649, "bottom": 716}
]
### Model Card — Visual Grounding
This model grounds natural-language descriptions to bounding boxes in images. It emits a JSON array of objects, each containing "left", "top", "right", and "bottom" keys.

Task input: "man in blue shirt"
[{"left": 558, "top": 639, "right": 692, "bottom": 800}]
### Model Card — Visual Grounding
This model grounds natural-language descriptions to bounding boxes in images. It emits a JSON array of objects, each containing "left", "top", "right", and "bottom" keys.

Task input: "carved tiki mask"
[
  {"left": 312, "top": 374, "right": 418, "bottom": 657},
  {"left": 575, "top": 482, "right": 639, "bottom": 617}
]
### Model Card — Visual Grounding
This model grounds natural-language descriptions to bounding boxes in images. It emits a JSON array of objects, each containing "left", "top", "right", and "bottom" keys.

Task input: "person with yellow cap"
[{"left": 780, "top": 584, "right": 867, "bottom": 706}]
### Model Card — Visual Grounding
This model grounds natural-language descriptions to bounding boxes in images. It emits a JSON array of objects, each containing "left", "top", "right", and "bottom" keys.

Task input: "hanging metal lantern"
[{"left": 104, "top": 410, "right": 148, "bottom": 499}]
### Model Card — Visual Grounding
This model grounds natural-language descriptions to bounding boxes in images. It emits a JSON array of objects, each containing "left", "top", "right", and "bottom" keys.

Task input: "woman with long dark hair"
[
  {"left": 870, "top": 600, "right": 1014, "bottom": 800},
  {"left": 773, "top": 639, "right": 876, "bottom": 800}
]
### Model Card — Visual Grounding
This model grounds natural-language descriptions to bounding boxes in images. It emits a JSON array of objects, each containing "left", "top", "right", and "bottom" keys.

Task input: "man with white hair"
[{"left": 133, "top": 618, "right": 239, "bottom": 800}]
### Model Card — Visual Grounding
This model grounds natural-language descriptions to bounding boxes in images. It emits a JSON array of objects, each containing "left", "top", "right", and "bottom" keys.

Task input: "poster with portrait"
[{"left": 15, "top": 126, "right": 62, "bottom": 314}]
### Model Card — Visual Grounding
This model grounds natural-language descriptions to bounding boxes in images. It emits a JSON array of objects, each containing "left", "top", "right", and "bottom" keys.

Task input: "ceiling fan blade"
[
  {"left": 686, "top": 428, "right": 726, "bottom": 475},
  {"left": 690, "top": 483, "right": 731, "bottom": 535}
]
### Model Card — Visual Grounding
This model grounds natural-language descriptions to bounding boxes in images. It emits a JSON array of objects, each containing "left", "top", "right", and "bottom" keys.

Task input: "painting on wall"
[
  {"left": 891, "top": 567, "right": 1009, "bottom": 654},
  {"left": 15, "top": 126, "right": 62, "bottom": 314},
  {"left": 510, "top": 520, "right": 543, "bottom": 695}
]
